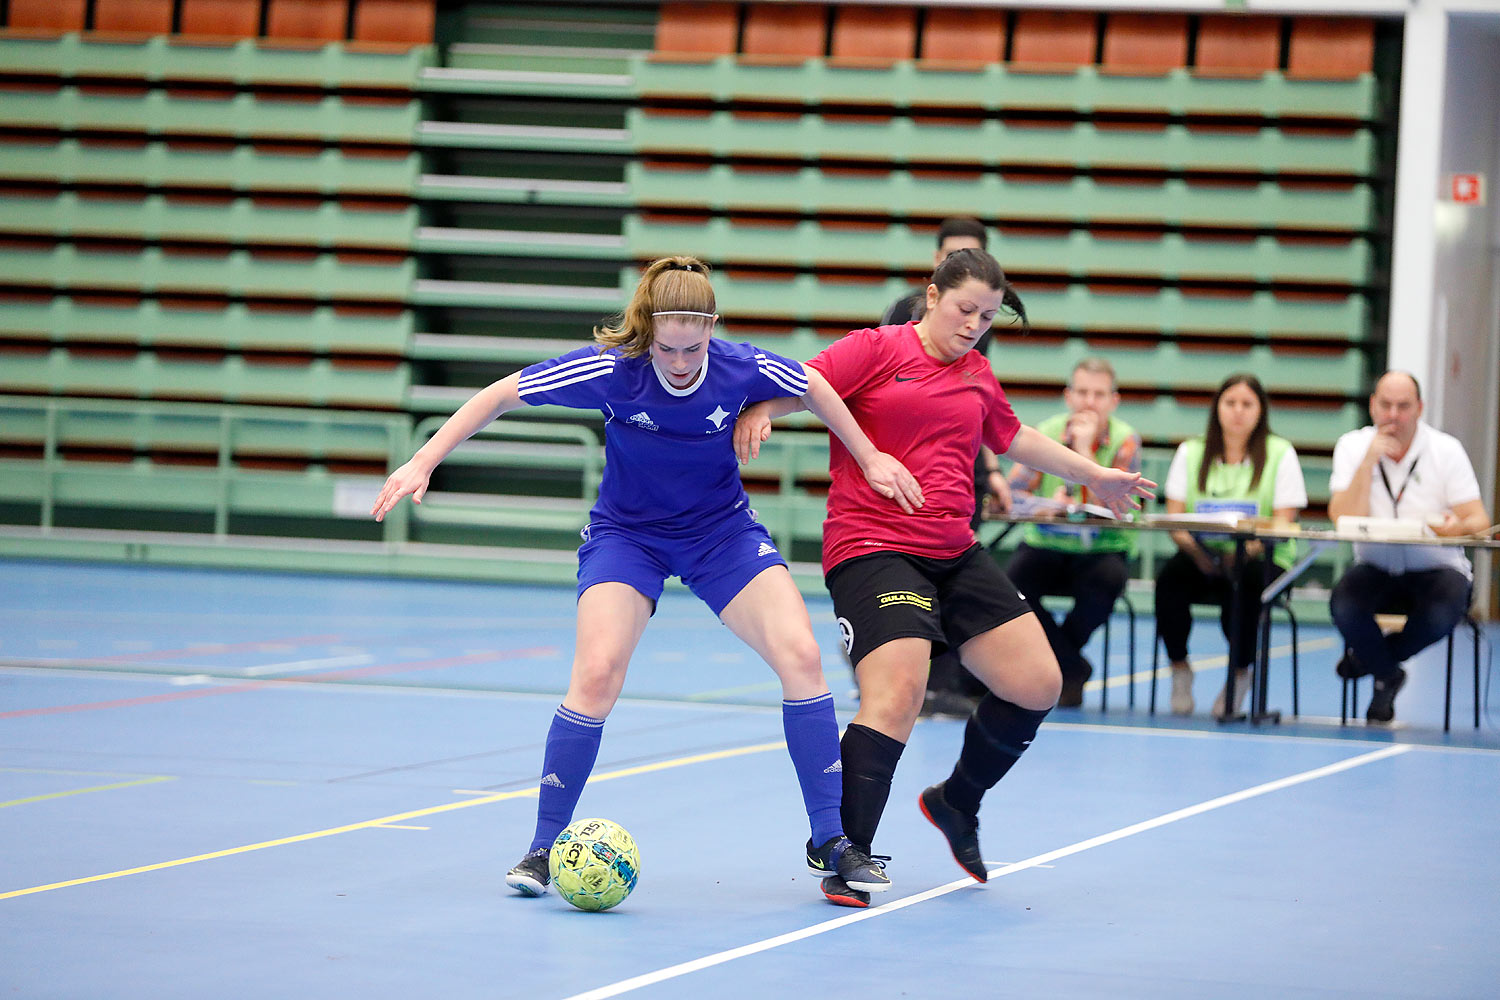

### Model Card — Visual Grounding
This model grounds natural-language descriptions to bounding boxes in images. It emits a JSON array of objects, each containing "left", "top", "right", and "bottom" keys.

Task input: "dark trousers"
[
  {"left": 1005, "top": 543, "right": 1128, "bottom": 685},
  {"left": 1155, "top": 549, "right": 1280, "bottom": 673},
  {"left": 1329, "top": 563, "right": 1471, "bottom": 681}
]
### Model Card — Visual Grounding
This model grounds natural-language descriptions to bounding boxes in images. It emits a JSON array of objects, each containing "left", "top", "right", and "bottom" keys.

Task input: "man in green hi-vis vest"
[{"left": 1004, "top": 358, "right": 1142, "bottom": 707}]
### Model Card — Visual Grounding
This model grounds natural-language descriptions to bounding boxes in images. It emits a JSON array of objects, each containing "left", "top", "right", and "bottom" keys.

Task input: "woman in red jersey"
[{"left": 736, "top": 248, "right": 1155, "bottom": 907}]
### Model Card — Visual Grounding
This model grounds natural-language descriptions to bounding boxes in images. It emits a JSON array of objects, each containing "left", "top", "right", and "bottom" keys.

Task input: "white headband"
[{"left": 651, "top": 311, "right": 716, "bottom": 318}]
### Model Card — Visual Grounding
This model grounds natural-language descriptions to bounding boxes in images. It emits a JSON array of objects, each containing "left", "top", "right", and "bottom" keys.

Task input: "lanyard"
[{"left": 1378, "top": 454, "right": 1420, "bottom": 514}]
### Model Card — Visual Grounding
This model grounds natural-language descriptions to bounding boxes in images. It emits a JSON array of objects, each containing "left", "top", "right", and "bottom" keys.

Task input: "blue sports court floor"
[{"left": 2, "top": 559, "right": 1497, "bottom": 998}]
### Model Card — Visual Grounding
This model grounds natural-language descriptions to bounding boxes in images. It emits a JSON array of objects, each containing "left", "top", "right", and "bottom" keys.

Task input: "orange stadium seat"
[
  {"left": 742, "top": 2, "right": 827, "bottom": 62},
  {"left": 94, "top": 0, "right": 174, "bottom": 35},
  {"left": 1195, "top": 15, "right": 1281, "bottom": 76},
  {"left": 266, "top": 0, "right": 348, "bottom": 43},
  {"left": 179, "top": 0, "right": 263, "bottom": 39},
  {"left": 6, "top": 0, "right": 87, "bottom": 32},
  {"left": 1009, "top": 11, "right": 1097, "bottom": 70},
  {"left": 829, "top": 4, "right": 917, "bottom": 66},
  {"left": 351, "top": 0, "right": 435, "bottom": 46},
  {"left": 652, "top": 2, "right": 739, "bottom": 59},
  {"left": 1101, "top": 13, "right": 1188, "bottom": 74},
  {"left": 919, "top": 7, "right": 1006, "bottom": 67},
  {"left": 1288, "top": 17, "right": 1375, "bottom": 80}
]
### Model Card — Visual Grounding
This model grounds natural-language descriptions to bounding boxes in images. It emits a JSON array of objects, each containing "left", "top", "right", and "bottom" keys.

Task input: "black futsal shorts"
[{"left": 824, "top": 544, "right": 1031, "bottom": 667}]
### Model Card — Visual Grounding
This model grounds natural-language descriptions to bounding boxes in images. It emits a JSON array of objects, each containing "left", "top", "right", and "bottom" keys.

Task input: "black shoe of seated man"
[
  {"left": 1056, "top": 658, "right": 1093, "bottom": 708},
  {"left": 1336, "top": 649, "right": 1372, "bottom": 680},
  {"left": 1366, "top": 667, "right": 1407, "bottom": 724},
  {"left": 919, "top": 782, "right": 986, "bottom": 883}
]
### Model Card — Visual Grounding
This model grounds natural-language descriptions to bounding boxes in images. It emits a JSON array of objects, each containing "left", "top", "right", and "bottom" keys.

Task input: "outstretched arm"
[
  {"left": 1002, "top": 425, "right": 1156, "bottom": 517},
  {"left": 371, "top": 372, "right": 525, "bottom": 521},
  {"left": 799, "top": 368, "right": 923, "bottom": 512}
]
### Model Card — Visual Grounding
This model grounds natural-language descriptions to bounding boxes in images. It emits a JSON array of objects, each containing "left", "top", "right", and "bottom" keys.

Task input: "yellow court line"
[
  {"left": 0, "top": 739, "right": 787, "bottom": 901},
  {"left": 0, "top": 776, "right": 176, "bottom": 810},
  {"left": 374, "top": 824, "right": 430, "bottom": 831}
]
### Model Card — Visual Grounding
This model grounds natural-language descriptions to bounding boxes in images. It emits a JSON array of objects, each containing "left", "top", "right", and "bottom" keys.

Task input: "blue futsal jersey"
[{"left": 516, "top": 339, "right": 808, "bottom": 534}]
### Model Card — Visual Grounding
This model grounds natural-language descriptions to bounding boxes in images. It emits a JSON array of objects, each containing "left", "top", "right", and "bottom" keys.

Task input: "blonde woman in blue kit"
[
  {"left": 371, "top": 256, "right": 920, "bottom": 902},
  {"left": 1155, "top": 374, "right": 1307, "bottom": 718}
]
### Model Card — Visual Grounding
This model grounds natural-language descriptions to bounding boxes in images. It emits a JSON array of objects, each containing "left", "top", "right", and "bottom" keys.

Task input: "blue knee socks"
[
  {"left": 527, "top": 705, "right": 605, "bottom": 853},
  {"left": 782, "top": 693, "right": 844, "bottom": 846}
]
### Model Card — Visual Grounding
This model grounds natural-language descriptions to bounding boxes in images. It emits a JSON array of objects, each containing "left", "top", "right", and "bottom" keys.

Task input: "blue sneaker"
[{"left": 806, "top": 835, "right": 890, "bottom": 893}]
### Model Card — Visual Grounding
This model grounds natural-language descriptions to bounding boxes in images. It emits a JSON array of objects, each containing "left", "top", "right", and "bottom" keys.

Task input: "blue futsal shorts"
[{"left": 576, "top": 510, "right": 789, "bottom": 616}]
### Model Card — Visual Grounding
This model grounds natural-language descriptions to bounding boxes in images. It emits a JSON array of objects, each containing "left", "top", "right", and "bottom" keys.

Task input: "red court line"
[{"left": 0, "top": 647, "right": 558, "bottom": 719}]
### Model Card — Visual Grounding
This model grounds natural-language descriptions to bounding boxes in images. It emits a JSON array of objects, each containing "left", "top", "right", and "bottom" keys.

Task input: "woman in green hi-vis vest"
[{"left": 1156, "top": 374, "right": 1307, "bottom": 719}]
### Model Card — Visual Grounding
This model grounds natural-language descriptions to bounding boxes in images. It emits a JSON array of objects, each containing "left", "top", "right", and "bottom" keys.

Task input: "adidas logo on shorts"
[
  {"left": 757, "top": 542, "right": 777, "bottom": 557},
  {"left": 540, "top": 772, "right": 566, "bottom": 788},
  {"left": 823, "top": 760, "right": 843, "bottom": 774}
]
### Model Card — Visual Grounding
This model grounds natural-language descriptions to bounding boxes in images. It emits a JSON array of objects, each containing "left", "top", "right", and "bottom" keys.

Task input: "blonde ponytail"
[{"left": 595, "top": 256, "right": 716, "bottom": 356}]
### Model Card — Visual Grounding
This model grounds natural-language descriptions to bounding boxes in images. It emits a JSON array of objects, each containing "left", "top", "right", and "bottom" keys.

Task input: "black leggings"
[{"left": 1154, "top": 550, "right": 1281, "bottom": 672}]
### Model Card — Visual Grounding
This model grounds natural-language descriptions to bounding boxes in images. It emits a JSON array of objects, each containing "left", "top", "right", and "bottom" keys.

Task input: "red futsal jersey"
[{"left": 807, "top": 323, "right": 1022, "bottom": 573}]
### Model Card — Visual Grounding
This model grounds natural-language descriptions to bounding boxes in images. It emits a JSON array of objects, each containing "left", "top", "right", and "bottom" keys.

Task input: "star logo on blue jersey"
[{"left": 705, "top": 405, "right": 730, "bottom": 430}]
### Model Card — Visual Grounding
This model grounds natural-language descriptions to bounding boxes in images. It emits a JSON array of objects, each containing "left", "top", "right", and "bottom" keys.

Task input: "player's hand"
[
  {"left": 371, "top": 459, "right": 434, "bottom": 522},
  {"left": 734, "top": 403, "right": 775, "bottom": 463},
  {"left": 1088, "top": 468, "right": 1157, "bottom": 518},
  {"left": 863, "top": 452, "right": 924, "bottom": 513}
]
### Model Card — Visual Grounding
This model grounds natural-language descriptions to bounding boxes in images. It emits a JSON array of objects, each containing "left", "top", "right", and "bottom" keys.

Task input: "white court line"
[
  {"left": 561, "top": 743, "right": 1412, "bottom": 1000},
  {"left": 241, "top": 654, "right": 375, "bottom": 677}
]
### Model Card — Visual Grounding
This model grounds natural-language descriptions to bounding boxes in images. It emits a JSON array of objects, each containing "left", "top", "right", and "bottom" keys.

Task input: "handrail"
[{"left": 0, "top": 394, "right": 411, "bottom": 542}]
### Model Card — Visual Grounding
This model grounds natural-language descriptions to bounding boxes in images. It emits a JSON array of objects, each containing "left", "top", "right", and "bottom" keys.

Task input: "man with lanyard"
[
  {"left": 1327, "top": 371, "right": 1490, "bottom": 723},
  {"left": 1004, "top": 358, "right": 1142, "bottom": 707}
]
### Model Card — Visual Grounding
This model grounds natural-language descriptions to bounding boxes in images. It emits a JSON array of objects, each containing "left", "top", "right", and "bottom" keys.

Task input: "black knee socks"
[
  {"left": 943, "top": 694, "right": 1049, "bottom": 816},
  {"left": 838, "top": 723, "right": 905, "bottom": 853}
]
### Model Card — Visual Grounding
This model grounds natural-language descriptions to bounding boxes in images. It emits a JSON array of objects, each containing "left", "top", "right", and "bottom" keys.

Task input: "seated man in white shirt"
[{"left": 1327, "top": 371, "right": 1491, "bottom": 723}]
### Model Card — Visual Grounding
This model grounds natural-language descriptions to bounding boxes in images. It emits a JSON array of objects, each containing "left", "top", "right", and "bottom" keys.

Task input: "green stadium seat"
[
  {"left": 0, "top": 297, "right": 413, "bottom": 354},
  {"left": 0, "top": 192, "right": 417, "bottom": 250},
  {"left": 623, "top": 215, "right": 1370, "bottom": 284},
  {"left": 0, "top": 85, "right": 420, "bottom": 143},
  {"left": 984, "top": 337, "right": 1365, "bottom": 395},
  {"left": 697, "top": 272, "right": 1366, "bottom": 340},
  {"left": 0, "top": 245, "right": 413, "bottom": 301},
  {"left": 626, "top": 164, "right": 1375, "bottom": 230},
  {"left": 628, "top": 57, "right": 1377, "bottom": 120},
  {"left": 0, "top": 138, "right": 420, "bottom": 195},
  {"left": 627, "top": 108, "right": 1375, "bottom": 174},
  {"left": 0, "top": 395, "right": 401, "bottom": 463},
  {"left": 0, "top": 346, "right": 409, "bottom": 409}
]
